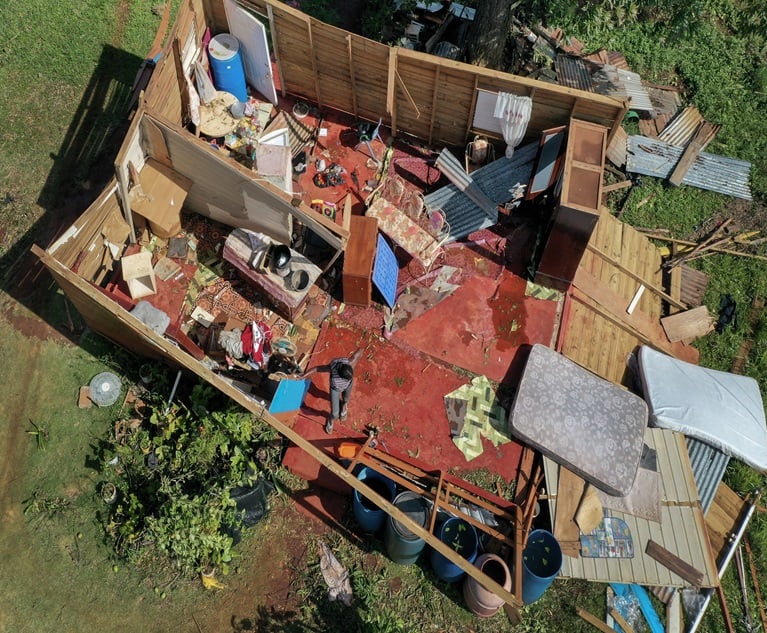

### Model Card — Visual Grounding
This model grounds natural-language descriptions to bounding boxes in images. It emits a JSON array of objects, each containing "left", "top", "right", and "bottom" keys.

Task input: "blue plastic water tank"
[{"left": 207, "top": 33, "right": 248, "bottom": 102}]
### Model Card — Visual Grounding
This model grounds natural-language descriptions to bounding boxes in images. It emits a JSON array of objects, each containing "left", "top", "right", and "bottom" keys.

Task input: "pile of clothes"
[{"left": 218, "top": 320, "right": 273, "bottom": 370}]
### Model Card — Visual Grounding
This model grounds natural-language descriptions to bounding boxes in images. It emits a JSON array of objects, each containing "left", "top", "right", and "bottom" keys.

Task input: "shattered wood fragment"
[
  {"left": 645, "top": 539, "right": 705, "bottom": 586},
  {"left": 660, "top": 306, "right": 714, "bottom": 343},
  {"left": 609, "top": 608, "right": 637, "bottom": 633},
  {"left": 577, "top": 607, "right": 614, "bottom": 633},
  {"left": 554, "top": 466, "right": 583, "bottom": 557}
]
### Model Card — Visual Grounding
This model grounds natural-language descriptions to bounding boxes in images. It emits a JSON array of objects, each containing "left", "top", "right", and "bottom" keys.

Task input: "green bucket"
[{"left": 384, "top": 491, "right": 429, "bottom": 565}]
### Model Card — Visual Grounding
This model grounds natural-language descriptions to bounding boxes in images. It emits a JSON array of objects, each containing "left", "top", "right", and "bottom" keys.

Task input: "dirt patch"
[{"left": 195, "top": 501, "right": 331, "bottom": 631}]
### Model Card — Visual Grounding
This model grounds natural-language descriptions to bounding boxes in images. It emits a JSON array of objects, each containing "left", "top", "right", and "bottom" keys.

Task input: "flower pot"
[
  {"left": 101, "top": 482, "right": 117, "bottom": 504},
  {"left": 462, "top": 553, "right": 511, "bottom": 618}
]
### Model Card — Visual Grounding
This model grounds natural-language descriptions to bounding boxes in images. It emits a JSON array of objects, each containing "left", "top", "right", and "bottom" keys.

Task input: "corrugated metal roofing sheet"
[
  {"left": 617, "top": 68, "right": 654, "bottom": 112},
  {"left": 423, "top": 142, "right": 537, "bottom": 241},
  {"left": 555, "top": 55, "right": 593, "bottom": 92},
  {"left": 658, "top": 106, "right": 705, "bottom": 147},
  {"left": 626, "top": 135, "right": 752, "bottom": 200},
  {"left": 686, "top": 437, "right": 729, "bottom": 516}
]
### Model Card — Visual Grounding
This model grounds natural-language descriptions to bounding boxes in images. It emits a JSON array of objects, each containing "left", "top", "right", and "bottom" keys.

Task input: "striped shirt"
[{"left": 329, "top": 358, "right": 353, "bottom": 391}]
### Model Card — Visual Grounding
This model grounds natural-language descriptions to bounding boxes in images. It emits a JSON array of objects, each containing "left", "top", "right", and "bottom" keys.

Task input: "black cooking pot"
[{"left": 272, "top": 244, "right": 291, "bottom": 275}]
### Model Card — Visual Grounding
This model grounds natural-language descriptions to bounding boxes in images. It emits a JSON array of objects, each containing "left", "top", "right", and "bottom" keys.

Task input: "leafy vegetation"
[{"left": 98, "top": 380, "right": 284, "bottom": 576}]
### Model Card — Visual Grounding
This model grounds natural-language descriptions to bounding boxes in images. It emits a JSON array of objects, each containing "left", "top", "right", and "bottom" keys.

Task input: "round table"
[{"left": 198, "top": 91, "right": 239, "bottom": 137}]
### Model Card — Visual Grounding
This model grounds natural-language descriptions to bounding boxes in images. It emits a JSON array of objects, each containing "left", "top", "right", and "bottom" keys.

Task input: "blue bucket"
[
  {"left": 353, "top": 467, "right": 396, "bottom": 533},
  {"left": 208, "top": 33, "right": 248, "bottom": 102},
  {"left": 521, "top": 529, "right": 562, "bottom": 604},
  {"left": 430, "top": 517, "right": 479, "bottom": 583},
  {"left": 384, "top": 491, "right": 429, "bottom": 565}
]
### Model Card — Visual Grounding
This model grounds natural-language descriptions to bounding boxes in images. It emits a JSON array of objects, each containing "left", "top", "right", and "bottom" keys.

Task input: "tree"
[{"left": 465, "top": 0, "right": 515, "bottom": 70}]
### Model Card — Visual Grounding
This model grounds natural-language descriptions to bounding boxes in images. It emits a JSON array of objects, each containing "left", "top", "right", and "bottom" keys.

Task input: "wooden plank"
[
  {"left": 705, "top": 482, "right": 747, "bottom": 563},
  {"left": 645, "top": 540, "right": 705, "bottom": 586},
  {"left": 609, "top": 608, "right": 637, "bottom": 633},
  {"left": 577, "top": 608, "right": 614, "bottom": 633},
  {"left": 668, "top": 122, "right": 715, "bottom": 186},
  {"left": 661, "top": 306, "right": 714, "bottom": 342},
  {"left": 571, "top": 272, "right": 698, "bottom": 364},
  {"left": 602, "top": 180, "right": 632, "bottom": 193},
  {"left": 586, "top": 243, "right": 687, "bottom": 310},
  {"left": 554, "top": 466, "right": 584, "bottom": 557}
]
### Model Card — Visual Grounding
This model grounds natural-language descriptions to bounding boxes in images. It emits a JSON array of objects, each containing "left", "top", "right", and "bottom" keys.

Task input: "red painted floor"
[
  {"left": 282, "top": 316, "right": 529, "bottom": 489},
  {"left": 393, "top": 269, "right": 559, "bottom": 385}
]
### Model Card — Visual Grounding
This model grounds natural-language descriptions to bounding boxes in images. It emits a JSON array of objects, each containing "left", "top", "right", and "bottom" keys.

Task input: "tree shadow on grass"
[{"left": 2, "top": 44, "right": 143, "bottom": 335}]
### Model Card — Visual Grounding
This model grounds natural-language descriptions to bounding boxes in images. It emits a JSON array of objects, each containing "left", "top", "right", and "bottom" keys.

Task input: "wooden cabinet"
[
  {"left": 343, "top": 215, "right": 379, "bottom": 306},
  {"left": 535, "top": 118, "right": 607, "bottom": 292}
]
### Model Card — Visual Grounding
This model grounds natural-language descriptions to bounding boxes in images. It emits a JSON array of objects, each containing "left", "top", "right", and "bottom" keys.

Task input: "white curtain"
[{"left": 494, "top": 92, "right": 532, "bottom": 159}]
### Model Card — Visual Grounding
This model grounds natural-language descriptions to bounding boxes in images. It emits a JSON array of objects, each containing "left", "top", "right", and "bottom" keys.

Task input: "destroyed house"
[{"left": 32, "top": 0, "right": 759, "bottom": 623}]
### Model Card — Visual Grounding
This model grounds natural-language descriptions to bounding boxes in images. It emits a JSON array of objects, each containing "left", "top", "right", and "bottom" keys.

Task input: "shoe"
[
  {"left": 325, "top": 418, "right": 335, "bottom": 434},
  {"left": 340, "top": 406, "right": 348, "bottom": 421}
]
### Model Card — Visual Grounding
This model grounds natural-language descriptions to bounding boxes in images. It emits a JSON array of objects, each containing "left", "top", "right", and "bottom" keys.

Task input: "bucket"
[
  {"left": 521, "top": 529, "right": 562, "bottom": 605},
  {"left": 430, "top": 517, "right": 479, "bottom": 583},
  {"left": 384, "top": 491, "right": 429, "bottom": 565},
  {"left": 462, "top": 553, "right": 511, "bottom": 618},
  {"left": 353, "top": 467, "right": 396, "bottom": 534},
  {"left": 208, "top": 34, "right": 248, "bottom": 102}
]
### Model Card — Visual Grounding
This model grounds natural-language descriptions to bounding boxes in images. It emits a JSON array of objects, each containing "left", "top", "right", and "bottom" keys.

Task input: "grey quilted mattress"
[{"left": 510, "top": 344, "right": 648, "bottom": 497}]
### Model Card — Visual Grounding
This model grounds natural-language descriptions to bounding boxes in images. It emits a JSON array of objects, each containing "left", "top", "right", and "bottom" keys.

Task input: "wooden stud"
[{"left": 645, "top": 539, "right": 705, "bottom": 586}]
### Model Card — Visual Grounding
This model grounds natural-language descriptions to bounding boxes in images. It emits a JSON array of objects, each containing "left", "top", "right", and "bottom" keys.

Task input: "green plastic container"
[{"left": 384, "top": 491, "right": 429, "bottom": 565}]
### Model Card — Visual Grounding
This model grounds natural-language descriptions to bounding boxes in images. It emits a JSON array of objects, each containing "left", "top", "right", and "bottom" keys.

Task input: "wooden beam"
[
  {"left": 42, "top": 244, "right": 530, "bottom": 621},
  {"left": 346, "top": 34, "right": 358, "bottom": 117},
  {"left": 716, "top": 584, "right": 737, "bottom": 633},
  {"left": 609, "top": 608, "right": 637, "bottom": 633},
  {"left": 465, "top": 75, "right": 478, "bottom": 143},
  {"left": 576, "top": 607, "right": 614, "bottom": 633},
  {"left": 305, "top": 15, "right": 322, "bottom": 107},
  {"left": 602, "top": 180, "right": 632, "bottom": 193},
  {"left": 386, "top": 47, "right": 397, "bottom": 133},
  {"left": 553, "top": 466, "right": 583, "bottom": 558},
  {"left": 428, "top": 66, "right": 440, "bottom": 145},
  {"left": 395, "top": 70, "right": 421, "bottom": 118},
  {"left": 571, "top": 269, "right": 699, "bottom": 363},
  {"left": 645, "top": 539, "right": 705, "bottom": 586},
  {"left": 266, "top": 5, "right": 286, "bottom": 98},
  {"left": 744, "top": 537, "right": 767, "bottom": 633},
  {"left": 638, "top": 233, "right": 767, "bottom": 263},
  {"left": 668, "top": 121, "right": 709, "bottom": 186}
]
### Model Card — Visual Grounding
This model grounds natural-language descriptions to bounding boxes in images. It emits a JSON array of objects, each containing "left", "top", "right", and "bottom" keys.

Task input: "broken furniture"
[
  {"left": 535, "top": 119, "right": 608, "bottom": 291},
  {"left": 121, "top": 251, "right": 157, "bottom": 299},
  {"left": 198, "top": 90, "right": 240, "bottom": 138},
  {"left": 222, "top": 228, "right": 321, "bottom": 321},
  {"left": 365, "top": 196, "right": 440, "bottom": 266},
  {"left": 129, "top": 158, "right": 193, "bottom": 239},
  {"left": 342, "top": 215, "right": 378, "bottom": 306}
]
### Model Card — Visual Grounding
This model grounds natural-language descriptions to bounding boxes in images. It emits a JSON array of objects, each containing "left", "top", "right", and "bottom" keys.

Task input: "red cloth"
[{"left": 240, "top": 321, "right": 272, "bottom": 365}]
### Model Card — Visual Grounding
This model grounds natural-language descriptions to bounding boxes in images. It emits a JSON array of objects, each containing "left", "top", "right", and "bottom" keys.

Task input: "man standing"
[{"left": 303, "top": 349, "right": 363, "bottom": 433}]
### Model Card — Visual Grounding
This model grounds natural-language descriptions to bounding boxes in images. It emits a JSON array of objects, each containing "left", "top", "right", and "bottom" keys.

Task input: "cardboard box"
[
  {"left": 122, "top": 251, "right": 157, "bottom": 299},
  {"left": 130, "top": 159, "right": 192, "bottom": 238}
]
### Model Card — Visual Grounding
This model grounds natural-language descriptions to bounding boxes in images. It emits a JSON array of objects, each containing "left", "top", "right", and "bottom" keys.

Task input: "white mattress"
[
  {"left": 510, "top": 344, "right": 648, "bottom": 497},
  {"left": 638, "top": 345, "right": 767, "bottom": 471}
]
